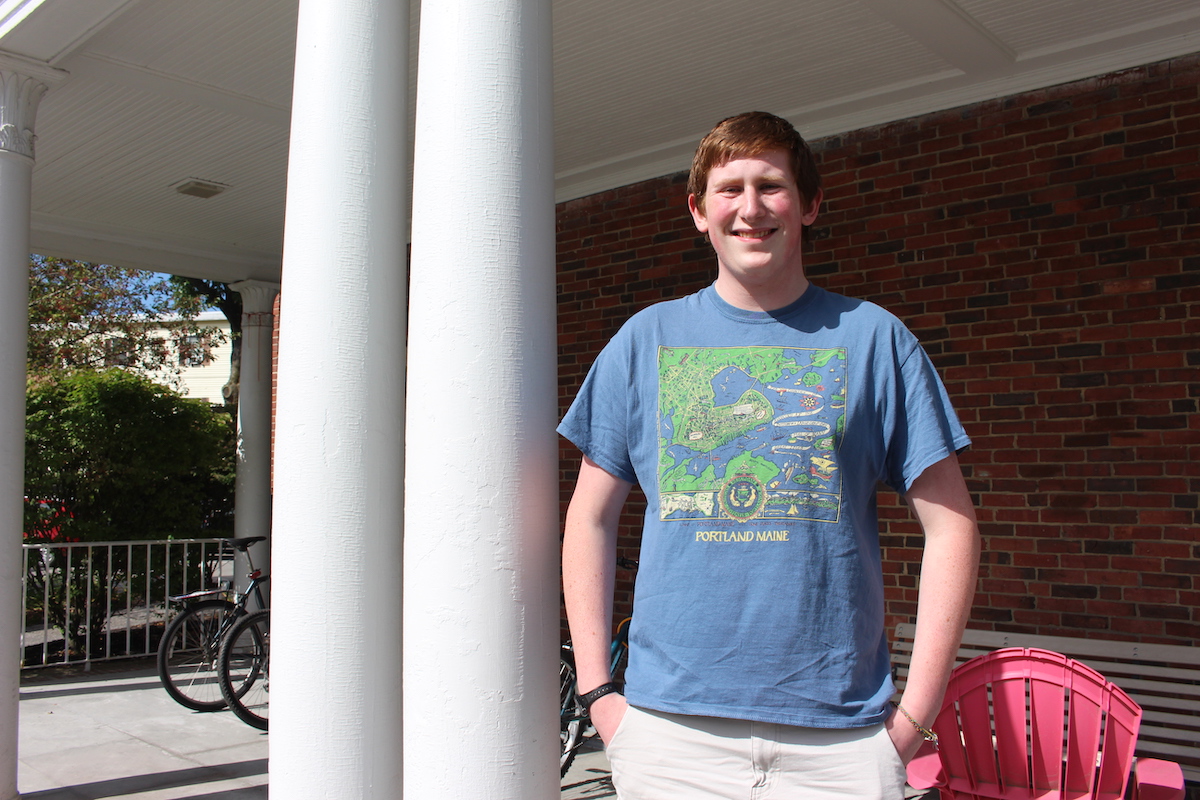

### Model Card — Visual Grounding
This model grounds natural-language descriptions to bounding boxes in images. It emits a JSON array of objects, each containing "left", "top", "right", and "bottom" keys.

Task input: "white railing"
[{"left": 21, "top": 538, "right": 231, "bottom": 669}]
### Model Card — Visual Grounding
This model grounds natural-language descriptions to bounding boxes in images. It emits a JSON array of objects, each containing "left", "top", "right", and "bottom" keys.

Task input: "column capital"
[
  {"left": 230, "top": 279, "right": 280, "bottom": 317},
  {"left": 0, "top": 54, "right": 68, "bottom": 159}
]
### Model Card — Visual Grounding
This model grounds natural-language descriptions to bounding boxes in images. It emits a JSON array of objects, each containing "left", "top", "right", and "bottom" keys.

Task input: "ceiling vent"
[{"left": 172, "top": 178, "right": 229, "bottom": 199}]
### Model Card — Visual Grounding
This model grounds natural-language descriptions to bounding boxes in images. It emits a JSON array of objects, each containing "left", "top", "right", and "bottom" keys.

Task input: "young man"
[{"left": 560, "top": 111, "right": 979, "bottom": 799}]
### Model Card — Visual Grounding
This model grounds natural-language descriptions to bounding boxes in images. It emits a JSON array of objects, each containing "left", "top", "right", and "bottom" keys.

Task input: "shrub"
[{"left": 24, "top": 369, "right": 235, "bottom": 655}]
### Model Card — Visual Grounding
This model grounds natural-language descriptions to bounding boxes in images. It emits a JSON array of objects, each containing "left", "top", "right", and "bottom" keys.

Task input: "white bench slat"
[
  {"left": 897, "top": 626, "right": 1200, "bottom": 666},
  {"left": 1059, "top": 662, "right": 1200, "bottom": 686},
  {"left": 1119, "top": 684, "right": 1200, "bottom": 709},
  {"left": 1134, "top": 741, "right": 1200, "bottom": 763},
  {"left": 1141, "top": 709, "right": 1200, "bottom": 730}
]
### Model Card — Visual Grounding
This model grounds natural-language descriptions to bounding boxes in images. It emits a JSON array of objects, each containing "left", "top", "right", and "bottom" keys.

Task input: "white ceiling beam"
[
  {"left": 0, "top": 0, "right": 137, "bottom": 62},
  {"left": 552, "top": 23, "right": 1200, "bottom": 204},
  {"left": 63, "top": 52, "right": 290, "bottom": 128},
  {"left": 29, "top": 213, "right": 281, "bottom": 282},
  {"left": 1019, "top": 6, "right": 1200, "bottom": 62},
  {"left": 857, "top": 0, "right": 1015, "bottom": 73}
]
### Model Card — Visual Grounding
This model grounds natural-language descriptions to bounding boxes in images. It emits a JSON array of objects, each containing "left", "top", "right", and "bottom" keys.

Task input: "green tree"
[
  {"left": 25, "top": 369, "right": 234, "bottom": 541},
  {"left": 24, "top": 370, "right": 235, "bottom": 657},
  {"left": 169, "top": 277, "right": 243, "bottom": 407},
  {"left": 27, "top": 256, "right": 221, "bottom": 381}
]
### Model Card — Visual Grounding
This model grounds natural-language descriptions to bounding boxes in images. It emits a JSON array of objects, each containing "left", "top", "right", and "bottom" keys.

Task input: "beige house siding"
[{"left": 144, "top": 310, "right": 234, "bottom": 405}]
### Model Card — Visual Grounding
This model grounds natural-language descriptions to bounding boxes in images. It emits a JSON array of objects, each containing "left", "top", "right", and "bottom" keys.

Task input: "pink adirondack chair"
[{"left": 906, "top": 647, "right": 1185, "bottom": 800}]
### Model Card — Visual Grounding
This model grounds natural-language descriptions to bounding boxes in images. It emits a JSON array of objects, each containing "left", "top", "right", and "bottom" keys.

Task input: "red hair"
[{"left": 688, "top": 111, "right": 821, "bottom": 209}]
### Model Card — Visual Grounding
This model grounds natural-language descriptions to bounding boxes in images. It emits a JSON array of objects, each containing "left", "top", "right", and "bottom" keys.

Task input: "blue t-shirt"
[{"left": 559, "top": 283, "right": 970, "bottom": 729}]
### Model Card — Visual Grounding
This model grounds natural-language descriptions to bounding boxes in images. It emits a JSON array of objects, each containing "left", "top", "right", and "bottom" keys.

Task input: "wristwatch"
[{"left": 578, "top": 682, "right": 619, "bottom": 710}]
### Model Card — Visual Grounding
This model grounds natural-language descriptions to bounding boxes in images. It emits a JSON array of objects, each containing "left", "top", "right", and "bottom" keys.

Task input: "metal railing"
[{"left": 21, "top": 538, "right": 231, "bottom": 669}]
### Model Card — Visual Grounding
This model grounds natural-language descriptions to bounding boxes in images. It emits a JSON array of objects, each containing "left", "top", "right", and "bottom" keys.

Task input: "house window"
[
  {"left": 179, "top": 334, "right": 209, "bottom": 367},
  {"left": 103, "top": 337, "right": 133, "bottom": 367}
]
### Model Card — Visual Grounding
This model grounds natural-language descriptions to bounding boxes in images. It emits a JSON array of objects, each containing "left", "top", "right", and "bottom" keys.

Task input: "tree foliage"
[
  {"left": 24, "top": 369, "right": 235, "bottom": 542},
  {"left": 23, "top": 267, "right": 239, "bottom": 660},
  {"left": 170, "top": 276, "right": 243, "bottom": 406},
  {"left": 27, "top": 256, "right": 221, "bottom": 381},
  {"left": 24, "top": 370, "right": 236, "bottom": 657}
]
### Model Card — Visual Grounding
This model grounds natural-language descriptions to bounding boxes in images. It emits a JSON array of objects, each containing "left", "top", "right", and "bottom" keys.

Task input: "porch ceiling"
[{"left": 2, "top": 0, "right": 1198, "bottom": 283}]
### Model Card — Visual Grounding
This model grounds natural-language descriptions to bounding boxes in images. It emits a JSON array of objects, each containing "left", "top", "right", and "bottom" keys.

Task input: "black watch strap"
[{"left": 578, "top": 682, "right": 619, "bottom": 710}]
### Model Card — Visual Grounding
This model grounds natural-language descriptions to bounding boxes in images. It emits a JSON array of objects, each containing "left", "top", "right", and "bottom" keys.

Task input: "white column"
[
  {"left": 269, "top": 0, "right": 407, "bottom": 796},
  {"left": 404, "top": 0, "right": 558, "bottom": 796},
  {"left": 0, "top": 54, "right": 64, "bottom": 800},
  {"left": 229, "top": 280, "right": 279, "bottom": 587}
]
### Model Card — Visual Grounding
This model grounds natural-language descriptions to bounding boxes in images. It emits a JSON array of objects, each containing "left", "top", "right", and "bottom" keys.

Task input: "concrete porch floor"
[
  {"left": 18, "top": 658, "right": 613, "bottom": 799},
  {"left": 19, "top": 659, "right": 266, "bottom": 799}
]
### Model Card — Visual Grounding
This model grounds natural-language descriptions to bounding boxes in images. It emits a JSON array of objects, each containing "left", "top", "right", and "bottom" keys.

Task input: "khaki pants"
[{"left": 605, "top": 706, "right": 907, "bottom": 800}]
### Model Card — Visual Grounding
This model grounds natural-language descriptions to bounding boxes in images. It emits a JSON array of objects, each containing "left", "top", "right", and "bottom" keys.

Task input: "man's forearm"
[
  {"left": 563, "top": 516, "right": 618, "bottom": 691},
  {"left": 899, "top": 455, "right": 981, "bottom": 727},
  {"left": 562, "top": 457, "right": 633, "bottom": 692},
  {"left": 901, "top": 518, "right": 979, "bottom": 726}
]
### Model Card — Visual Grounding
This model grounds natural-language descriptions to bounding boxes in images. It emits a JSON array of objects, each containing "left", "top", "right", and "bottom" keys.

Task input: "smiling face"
[{"left": 688, "top": 149, "right": 822, "bottom": 312}]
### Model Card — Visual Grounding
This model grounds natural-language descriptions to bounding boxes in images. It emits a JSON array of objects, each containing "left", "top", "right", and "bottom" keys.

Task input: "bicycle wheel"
[
  {"left": 157, "top": 599, "right": 241, "bottom": 711},
  {"left": 219, "top": 609, "right": 269, "bottom": 730},
  {"left": 560, "top": 652, "right": 585, "bottom": 777}
]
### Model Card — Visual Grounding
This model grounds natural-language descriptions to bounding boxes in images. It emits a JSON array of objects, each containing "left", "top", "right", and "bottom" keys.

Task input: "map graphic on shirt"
[{"left": 658, "top": 345, "right": 846, "bottom": 524}]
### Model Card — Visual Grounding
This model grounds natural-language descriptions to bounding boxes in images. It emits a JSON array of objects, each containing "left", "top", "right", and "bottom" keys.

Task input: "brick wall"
[{"left": 556, "top": 54, "right": 1200, "bottom": 646}]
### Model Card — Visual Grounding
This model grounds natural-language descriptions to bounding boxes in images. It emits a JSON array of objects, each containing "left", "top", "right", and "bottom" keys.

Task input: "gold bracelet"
[{"left": 894, "top": 702, "right": 939, "bottom": 746}]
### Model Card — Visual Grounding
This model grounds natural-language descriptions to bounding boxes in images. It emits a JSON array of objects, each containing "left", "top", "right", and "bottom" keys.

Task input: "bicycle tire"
[
  {"left": 219, "top": 608, "right": 269, "bottom": 730},
  {"left": 157, "top": 599, "right": 242, "bottom": 711},
  {"left": 559, "top": 652, "right": 585, "bottom": 777}
]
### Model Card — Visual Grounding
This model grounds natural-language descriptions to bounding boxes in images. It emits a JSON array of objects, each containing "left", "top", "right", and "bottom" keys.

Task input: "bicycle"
[
  {"left": 156, "top": 536, "right": 270, "bottom": 712},
  {"left": 219, "top": 607, "right": 269, "bottom": 730},
  {"left": 560, "top": 557, "right": 637, "bottom": 776}
]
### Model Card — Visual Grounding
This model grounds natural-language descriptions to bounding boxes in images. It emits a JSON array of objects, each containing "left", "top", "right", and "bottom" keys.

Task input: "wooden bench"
[{"left": 892, "top": 624, "right": 1200, "bottom": 785}]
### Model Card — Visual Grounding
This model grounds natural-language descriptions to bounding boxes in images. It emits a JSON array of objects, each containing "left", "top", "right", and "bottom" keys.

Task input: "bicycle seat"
[{"left": 225, "top": 536, "right": 267, "bottom": 551}]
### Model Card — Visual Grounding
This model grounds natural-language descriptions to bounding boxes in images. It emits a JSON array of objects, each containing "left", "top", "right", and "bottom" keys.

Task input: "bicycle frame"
[
  {"left": 169, "top": 572, "right": 268, "bottom": 615},
  {"left": 610, "top": 616, "right": 631, "bottom": 675},
  {"left": 167, "top": 537, "right": 270, "bottom": 615}
]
